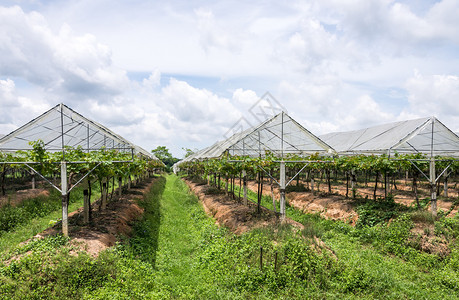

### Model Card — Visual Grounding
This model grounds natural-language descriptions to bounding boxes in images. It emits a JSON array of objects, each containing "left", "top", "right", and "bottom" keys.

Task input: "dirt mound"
[
  {"left": 242, "top": 179, "right": 358, "bottom": 224},
  {"left": 410, "top": 222, "right": 451, "bottom": 257},
  {"left": 0, "top": 189, "right": 50, "bottom": 208},
  {"left": 184, "top": 179, "right": 303, "bottom": 234},
  {"left": 288, "top": 192, "right": 358, "bottom": 225},
  {"left": 35, "top": 177, "right": 158, "bottom": 257}
]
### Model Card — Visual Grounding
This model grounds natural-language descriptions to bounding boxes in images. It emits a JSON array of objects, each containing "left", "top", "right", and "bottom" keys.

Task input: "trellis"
[
  {"left": 0, "top": 103, "right": 160, "bottom": 235},
  {"left": 320, "top": 117, "right": 459, "bottom": 216},
  {"left": 176, "top": 114, "right": 459, "bottom": 217}
]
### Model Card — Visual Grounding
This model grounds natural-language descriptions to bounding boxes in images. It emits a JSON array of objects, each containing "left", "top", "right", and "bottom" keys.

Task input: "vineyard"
[{"left": 0, "top": 106, "right": 458, "bottom": 298}]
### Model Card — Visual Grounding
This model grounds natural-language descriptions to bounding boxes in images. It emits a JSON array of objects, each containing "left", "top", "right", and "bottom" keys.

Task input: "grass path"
[{"left": 129, "top": 174, "right": 223, "bottom": 298}]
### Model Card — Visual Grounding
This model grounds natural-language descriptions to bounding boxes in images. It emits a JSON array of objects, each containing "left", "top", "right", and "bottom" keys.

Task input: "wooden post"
[
  {"left": 31, "top": 174, "right": 35, "bottom": 190},
  {"left": 351, "top": 170, "right": 356, "bottom": 199},
  {"left": 274, "top": 251, "right": 278, "bottom": 270},
  {"left": 61, "top": 162, "right": 69, "bottom": 237},
  {"left": 118, "top": 177, "right": 122, "bottom": 197},
  {"left": 280, "top": 161, "right": 286, "bottom": 219},
  {"left": 260, "top": 246, "right": 263, "bottom": 271},
  {"left": 83, "top": 189, "right": 89, "bottom": 224},
  {"left": 101, "top": 178, "right": 107, "bottom": 211},
  {"left": 310, "top": 171, "right": 315, "bottom": 194},
  {"left": 444, "top": 174, "right": 448, "bottom": 198}
]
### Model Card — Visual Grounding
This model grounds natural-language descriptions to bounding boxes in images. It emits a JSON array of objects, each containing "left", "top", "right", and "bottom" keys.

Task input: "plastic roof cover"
[
  {"left": 180, "top": 112, "right": 335, "bottom": 162},
  {"left": 0, "top": 103, "right": 158, "bottom": 160},
  {"left": 320, "top": 117, "right": 459, "bottom": 157}
]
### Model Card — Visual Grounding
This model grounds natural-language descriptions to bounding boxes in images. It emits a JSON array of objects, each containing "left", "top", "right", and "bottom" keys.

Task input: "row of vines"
[
  {"left": 0, "top": 140, "right": 163, "bottom": 231},
  {"left": 178, "top": 152, "right": 458, "bottom": 212}
]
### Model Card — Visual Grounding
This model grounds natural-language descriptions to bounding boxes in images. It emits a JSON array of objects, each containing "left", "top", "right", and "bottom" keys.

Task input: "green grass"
[
  {"left": 1, "top": 174, "right": 458, "bottom": 299},
  {"left": 0, "top": 183, "right": 103, "bottom": 260}
]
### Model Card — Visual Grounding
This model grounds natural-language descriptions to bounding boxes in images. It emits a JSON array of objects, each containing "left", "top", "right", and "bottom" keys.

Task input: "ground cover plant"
[{"left": 0, "top": 174, "right": 458, "bottom": 299}]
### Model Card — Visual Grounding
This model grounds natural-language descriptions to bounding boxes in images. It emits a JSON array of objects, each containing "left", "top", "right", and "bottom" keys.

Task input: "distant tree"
[
  {"left": 182, "top": 147, "right": 195, "bottom": 158},
  {"left": 151, "top": 146, "right": 179, "bottom": 171}
]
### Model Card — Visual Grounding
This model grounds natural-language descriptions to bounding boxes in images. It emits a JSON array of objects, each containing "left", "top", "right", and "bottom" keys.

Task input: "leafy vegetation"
[
  {"left": 0, "top": 174, "right": 458, "bottom": 299},
  {"left": 151, "top": 145, "right": 179, "bottom": 171}
]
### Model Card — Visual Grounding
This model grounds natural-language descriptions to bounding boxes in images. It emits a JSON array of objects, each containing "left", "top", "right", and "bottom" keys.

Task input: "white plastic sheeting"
[
  {"left": 173, "top": 112, "right": 335, "bottom": 171},
  {"left": 320, "top": 117, "right": 459, "bottom": 157},
  {"left": 0, "top": 103, "right": 158, "bottom": 160}
]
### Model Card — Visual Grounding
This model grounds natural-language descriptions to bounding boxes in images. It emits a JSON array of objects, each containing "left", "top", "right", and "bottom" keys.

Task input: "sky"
[{"left": 0, "top": 0, "right": 458, "bottom": 158}]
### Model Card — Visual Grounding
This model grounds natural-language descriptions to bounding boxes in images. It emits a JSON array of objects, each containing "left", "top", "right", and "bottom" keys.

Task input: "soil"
[
  {"left": 241, "top": 178, "right": 458, "bottom": 222},
  {"left": 410, "top": 222, "right": 450, "bottom": 257},
  {"left": 0, "top": 188, "right": 50, "bottom": 208},
  {"left": 243, "top": 179, "right": 359, "bottom": 224},
  {"left": 21, "top": 177, "right": 157, "bottom": 258},
  {"left": 183, "top": 179, "right": 304, "bottom": 234},
  {"left": 239, "top": 178, "right": 456, "bottom": 257}
]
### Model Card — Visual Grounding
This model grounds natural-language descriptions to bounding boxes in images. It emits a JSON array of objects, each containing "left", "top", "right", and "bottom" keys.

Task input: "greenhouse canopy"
[
  {"left": 319, "top": 116, "right": 459, "bottom": 158},
  {"left": 180, "top": 111, "right": 335, "bottom": 162},
  {"left": 0, "top": 103, "right": 157, "bottom": 160},
  {"left": 0, "top": 103, "right": 160, "bottom": 236},
  {"left": 320, "top": 116, "right": 459, "bottom": 217},
  {"left": 173, "top": 111, "right": 336, "bottom": 218}
]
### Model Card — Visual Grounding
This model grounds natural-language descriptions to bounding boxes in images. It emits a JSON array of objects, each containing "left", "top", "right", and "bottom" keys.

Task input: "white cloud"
[
  {"left": 0, "top": 5, "right": 129, "bottom": 103},
  {"left": 404, "top": 71, "right": 459, "bottom": 129},
  {"left": 0, "top": 77, "right": 49, "bottom": 132},
  {"left": 1, "top": 1, "right": 459, "bottom": 155}
]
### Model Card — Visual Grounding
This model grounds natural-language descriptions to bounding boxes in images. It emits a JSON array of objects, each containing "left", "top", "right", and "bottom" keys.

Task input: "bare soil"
[
  {"left": 183, "top": 179, "right": 303, "bottom": 234},
  {"left": 244, "top": 179, "right": 359, "bottom": 224},
  {"left": 242, "top": 178, "right": 458, "bottom": 222},
  {"left": 0, "top": 189, "right": 50, "bottom": 208},
  {"left": 25, "top": 177, "right": 157, "bottom": 258}
]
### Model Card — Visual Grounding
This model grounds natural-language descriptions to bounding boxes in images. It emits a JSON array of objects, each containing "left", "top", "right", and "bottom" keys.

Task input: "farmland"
[{"left": 0, "top": 172, "right": 457, "bottom": 299}]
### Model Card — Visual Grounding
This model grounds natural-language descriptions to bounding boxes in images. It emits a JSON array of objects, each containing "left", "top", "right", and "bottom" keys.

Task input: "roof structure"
[
  {"left": 0, "top": 103, "right": 158, "bottom": 160},
  {"left": 177, "top": 112, "right": 335, "bottom": 164},
  {"left": 320, "top": 117, "right": 459, "bottom": 158}
]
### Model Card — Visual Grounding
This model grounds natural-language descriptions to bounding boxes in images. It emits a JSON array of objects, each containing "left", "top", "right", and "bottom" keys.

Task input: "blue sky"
[{"left": 0, "top": 0, "right": 458, "bottom": 157}]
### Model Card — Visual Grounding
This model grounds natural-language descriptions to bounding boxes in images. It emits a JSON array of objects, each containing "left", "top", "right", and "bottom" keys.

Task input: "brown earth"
[
  {"left": 242, "top": 179, "right": 359, "bottom": 224},
  {"left": 183, "top": 179, "right": 303, "bottom": 234},
  {"left": 239, "top": 178, "right": 456, "bottom": 256},
  {"left": 15, "top": 177, "right": 157, "bottom": 258},
  {"left": 0, "top": 188, "right": 50, "bottom": 208},
  {"left": 240, "top": 178, "right": 458, "bottom": 221}
]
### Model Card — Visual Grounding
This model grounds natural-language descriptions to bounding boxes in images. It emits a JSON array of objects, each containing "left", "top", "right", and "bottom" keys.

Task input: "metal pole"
[
  {"left": 242, "top": 169, "right": 247, "bottom": 205},
  {"left": 87, "top": 123, "right": 90, "bottom": 153},
  {"left": 280, "top": 161, "right": 286, "bottom": 219},
  {"left": 61, "top": 161, "right": 68, "bottom": 236},
  {"left": 430, "top": 157, "right": 437, "bottom": 217},
  {"left": 430, "top": 118, "right": 437, "bottom": 217},
  {"left": 281, "top": 112, "right": 284, "bottom": 159},
  {"left": 60, "top": 104, "right": 69, "bottom": 236}
]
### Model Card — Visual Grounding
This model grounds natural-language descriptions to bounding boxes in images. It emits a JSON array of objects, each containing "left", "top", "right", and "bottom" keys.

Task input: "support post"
[
  {"left": 430, "top": 158, "right": 437, "bottom": 217},
  {"left": 118, "top": 177, "right": 122, "bottom": 197},
  {"left": 83, "top": 189, "right": 89, "bottom": 224},
  {"left": 242, "top": 170, "right": 247, "bottom": 205},
  {"left": 271, "top": 177, "right": 276, "bottom": 213},
  {"left": 280, "top": 161, "right": 286, "bottom": 219},
  {"left": 101, "top": 178, "right": 107, "bottom": 210},
  {"left": 31, "top": 174, "right": 35, "bottom": 190},
  {"left": 61, "top": 162, "right": 68, "bottom": 237},
  {"left": 444, "top": 173, "right": 448, "bottom": 198}
]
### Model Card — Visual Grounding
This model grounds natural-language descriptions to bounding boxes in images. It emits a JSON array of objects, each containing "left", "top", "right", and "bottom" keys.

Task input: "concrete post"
[
  {"left": 61, "top": 162, "right": 68, "bottom": 237},
  {"left": 242, "top": 170, "right": 247, "bottom": 205},
  {"left": 430, "top": 158, "right": 437, "bottom": 217},
  {"left": 280, "top": 161, "right": 286, "bottom": 219}
]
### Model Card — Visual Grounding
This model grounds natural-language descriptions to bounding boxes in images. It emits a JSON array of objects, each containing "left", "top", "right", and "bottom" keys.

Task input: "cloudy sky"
[{"left": 0, "top": 0, "right": 458, "bottom": 157}]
